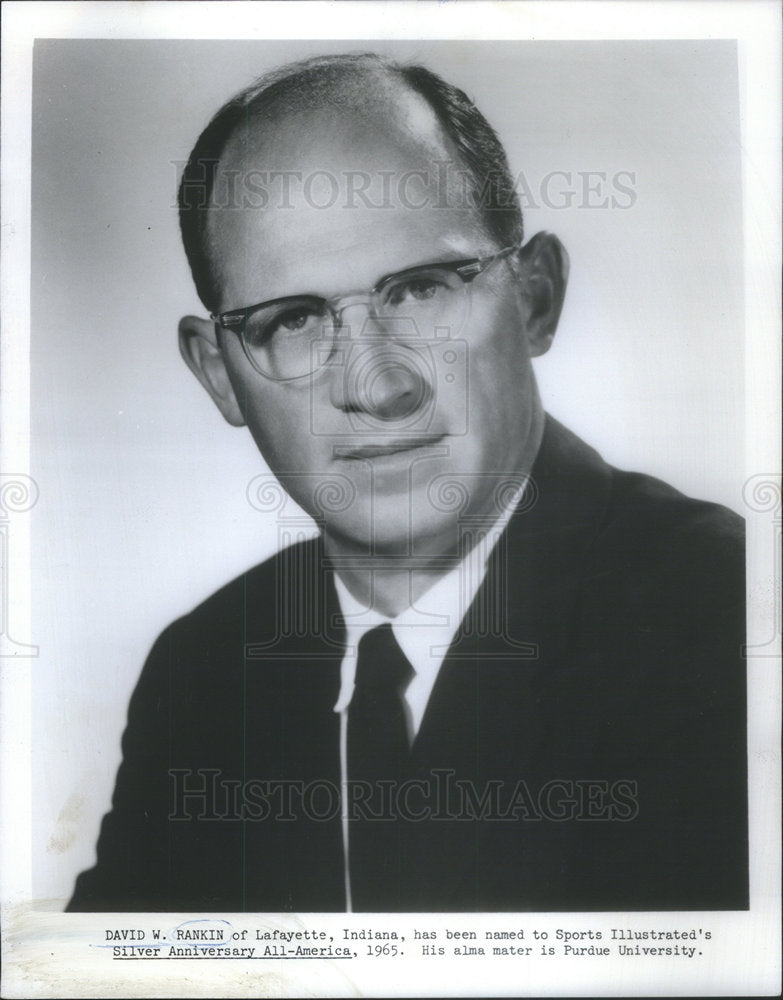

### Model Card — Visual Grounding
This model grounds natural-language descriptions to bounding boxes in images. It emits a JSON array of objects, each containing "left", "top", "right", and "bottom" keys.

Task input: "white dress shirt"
[{"left": 331, "top": 484, "right": 525, "bottom": 909}]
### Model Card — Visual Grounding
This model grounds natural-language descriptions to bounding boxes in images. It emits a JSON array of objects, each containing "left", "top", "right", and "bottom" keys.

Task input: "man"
[{"left": 68, "top": 53, "right": 747, "bottom": 912}]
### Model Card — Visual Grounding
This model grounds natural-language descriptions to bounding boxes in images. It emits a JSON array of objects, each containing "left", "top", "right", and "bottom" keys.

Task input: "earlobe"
[
  {"left": 178, "top": 315, "right": 246, "bottom": 427},
  {"left": 519, "top": 232, "right": 569, "bottom": 357}
]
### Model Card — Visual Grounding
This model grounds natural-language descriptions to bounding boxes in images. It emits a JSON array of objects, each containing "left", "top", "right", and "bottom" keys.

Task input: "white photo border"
[{"left": 1, "top": 2, "right": 780, "bottom": 997}]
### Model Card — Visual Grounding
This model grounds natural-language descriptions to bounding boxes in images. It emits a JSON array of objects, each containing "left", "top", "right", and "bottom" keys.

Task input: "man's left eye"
[{"left": 386, "top": 277, "right": 441, "bottom": 306}]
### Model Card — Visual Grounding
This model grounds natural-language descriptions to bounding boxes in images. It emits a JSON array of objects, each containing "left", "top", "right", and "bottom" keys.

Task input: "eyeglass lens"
[{"left": 243, "top": 266, "right": 468, "bottom": 379}]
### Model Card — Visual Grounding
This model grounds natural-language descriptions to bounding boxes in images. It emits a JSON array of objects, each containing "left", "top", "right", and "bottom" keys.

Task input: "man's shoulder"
[
  {"left": 605, "top": 463, "right": 743, "bottom": 550},
  {"left": 151, "top": 536, "right": 324, "bottom": 655},
  {"left": 539, "top": 413, "right": 743, "bottom": 543},
  {"left": 534, "top": 416, "right": 744, "bottom": 611}
]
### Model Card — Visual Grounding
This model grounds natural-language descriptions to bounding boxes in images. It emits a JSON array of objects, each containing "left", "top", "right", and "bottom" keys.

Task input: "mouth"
[{"left": 334, "top": 435, "right": 446, "bottom": 460}]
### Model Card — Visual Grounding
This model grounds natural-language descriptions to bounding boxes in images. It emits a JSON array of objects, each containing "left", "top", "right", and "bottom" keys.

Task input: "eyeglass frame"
[{"left": 210, "top": 243, "right": 523, "bottom": 381}]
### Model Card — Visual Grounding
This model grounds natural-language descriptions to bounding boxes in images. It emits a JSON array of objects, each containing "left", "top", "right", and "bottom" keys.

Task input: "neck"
[{"left": 324, "top": 543, "right": 460, "bottom": 618}]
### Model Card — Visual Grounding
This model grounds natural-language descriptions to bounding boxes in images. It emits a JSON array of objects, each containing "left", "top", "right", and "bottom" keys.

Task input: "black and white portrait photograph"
[{"left": 1, "top": 2, "right": 780, "bottom": 997}]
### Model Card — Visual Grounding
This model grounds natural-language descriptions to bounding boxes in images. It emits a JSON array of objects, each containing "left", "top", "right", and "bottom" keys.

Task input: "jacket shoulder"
[
  {"left": 159, "top": 536, "right": 323, "bottom": 647},
  {"left": 602, "top": 466, "right": 743, "bottom": 575},
  {"left": 536, "top": 417, "right": 744, "bottom": 623},
  {"left": 581, "top": 465, "right": 745, "bottom": 640}
]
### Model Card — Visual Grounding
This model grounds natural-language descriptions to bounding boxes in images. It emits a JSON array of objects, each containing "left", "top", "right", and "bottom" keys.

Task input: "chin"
[
  {"left": 339, "top": 519, "right": 414, "bottom": 554},
  {"left": 322, "top": 507, "right": 444, "bottom": 556}
]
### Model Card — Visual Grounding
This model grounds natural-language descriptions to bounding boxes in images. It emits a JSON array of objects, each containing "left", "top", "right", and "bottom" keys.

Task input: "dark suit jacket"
[{"left": 68, "top": 417, "right": 748, "bottom": 912}]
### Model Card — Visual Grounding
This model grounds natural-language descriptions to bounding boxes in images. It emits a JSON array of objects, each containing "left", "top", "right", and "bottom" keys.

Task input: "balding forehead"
[
  {"left": 199, "top": 68, "right": 495, "bottom": 308},
  {"left": 221, "top": 73, "right": 453, "bottom": 168},
  {"left": 179, "top": 55, "right": 523, "bottom": 311}
]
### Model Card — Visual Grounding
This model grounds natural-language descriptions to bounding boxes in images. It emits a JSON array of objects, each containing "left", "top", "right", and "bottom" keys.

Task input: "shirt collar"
[{"left": 332, "top": 482, "right": 526, "bottom": 724}]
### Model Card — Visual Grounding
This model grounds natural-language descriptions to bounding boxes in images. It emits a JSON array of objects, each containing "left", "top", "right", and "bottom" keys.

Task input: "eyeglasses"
[{"left": 211, "top": 244, "right": 521, "bottom": 381}]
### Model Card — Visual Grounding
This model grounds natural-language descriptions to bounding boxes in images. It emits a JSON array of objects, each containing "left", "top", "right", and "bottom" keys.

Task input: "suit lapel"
[
  {"left": 409, "top": 416, "right": 614, "bottom": 906},
  {"left": 416, "top": 416, "right": 614, "bottom": 747}
]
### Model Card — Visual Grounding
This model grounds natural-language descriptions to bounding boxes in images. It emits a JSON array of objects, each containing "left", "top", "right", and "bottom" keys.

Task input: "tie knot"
[{"left": 354, "top": 623, "right": 413, "bottom": 695}]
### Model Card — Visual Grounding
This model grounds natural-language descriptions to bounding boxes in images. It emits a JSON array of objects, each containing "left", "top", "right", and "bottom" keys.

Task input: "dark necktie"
[{"left": 347, "top": 623, "right": 414, "bottom": 910}]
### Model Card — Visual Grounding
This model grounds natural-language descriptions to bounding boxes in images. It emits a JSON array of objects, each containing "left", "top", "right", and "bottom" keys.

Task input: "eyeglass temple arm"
[
  {"left": 213, "top": 312, "right": 246, "bottom": 330},
  {"left": 455, "top": 244, "right": 520, "bottom": 282}
]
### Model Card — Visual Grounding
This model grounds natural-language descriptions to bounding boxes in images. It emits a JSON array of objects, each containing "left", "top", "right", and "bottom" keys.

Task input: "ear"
[
  {"left": 517, "top": 231, "right": 569, "bottom": 357},
  {"left": 178, "top": 315, "right": 246, "bottom": 427}
]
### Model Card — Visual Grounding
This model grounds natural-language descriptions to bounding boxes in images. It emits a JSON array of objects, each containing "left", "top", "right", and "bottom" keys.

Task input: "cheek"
[
  {"left": 460, "top": 311, "right": 537, "bottom": 457},
  {"left": 464, "top": 305, "right": 534, "bottom": 406},
  {"left": 236, "top": 380, "right": 319, "bottom": 472},
  {"left": 469, "top": 282, "right": 531, "bottom": 362}
]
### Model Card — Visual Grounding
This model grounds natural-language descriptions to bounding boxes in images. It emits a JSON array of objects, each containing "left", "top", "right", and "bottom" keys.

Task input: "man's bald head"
[{"left": 178, "top": 53, "right": 524, "bottom": 312}]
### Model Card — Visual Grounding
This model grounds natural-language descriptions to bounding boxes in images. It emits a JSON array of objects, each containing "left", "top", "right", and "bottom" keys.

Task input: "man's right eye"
[
  {"left": 249, "top": 303, "right": 327, "bottom": 345},
  {"left": 275, "top": 307, "right": 316, "bottom": 332}
]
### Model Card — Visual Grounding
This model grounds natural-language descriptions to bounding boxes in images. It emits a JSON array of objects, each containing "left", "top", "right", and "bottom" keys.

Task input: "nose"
[{"left": 328, "top": 303, "right": 433, "bottom": 422}]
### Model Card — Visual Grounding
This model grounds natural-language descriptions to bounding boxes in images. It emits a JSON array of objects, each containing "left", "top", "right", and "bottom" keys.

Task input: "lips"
[{"left": 334, "top": 435, "right": 445, "bottom": 459}]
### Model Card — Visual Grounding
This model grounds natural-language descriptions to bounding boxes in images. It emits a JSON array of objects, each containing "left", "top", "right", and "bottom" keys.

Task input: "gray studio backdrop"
[{"left": 31, "top": 39, "right": 743, "bottom": 905}]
